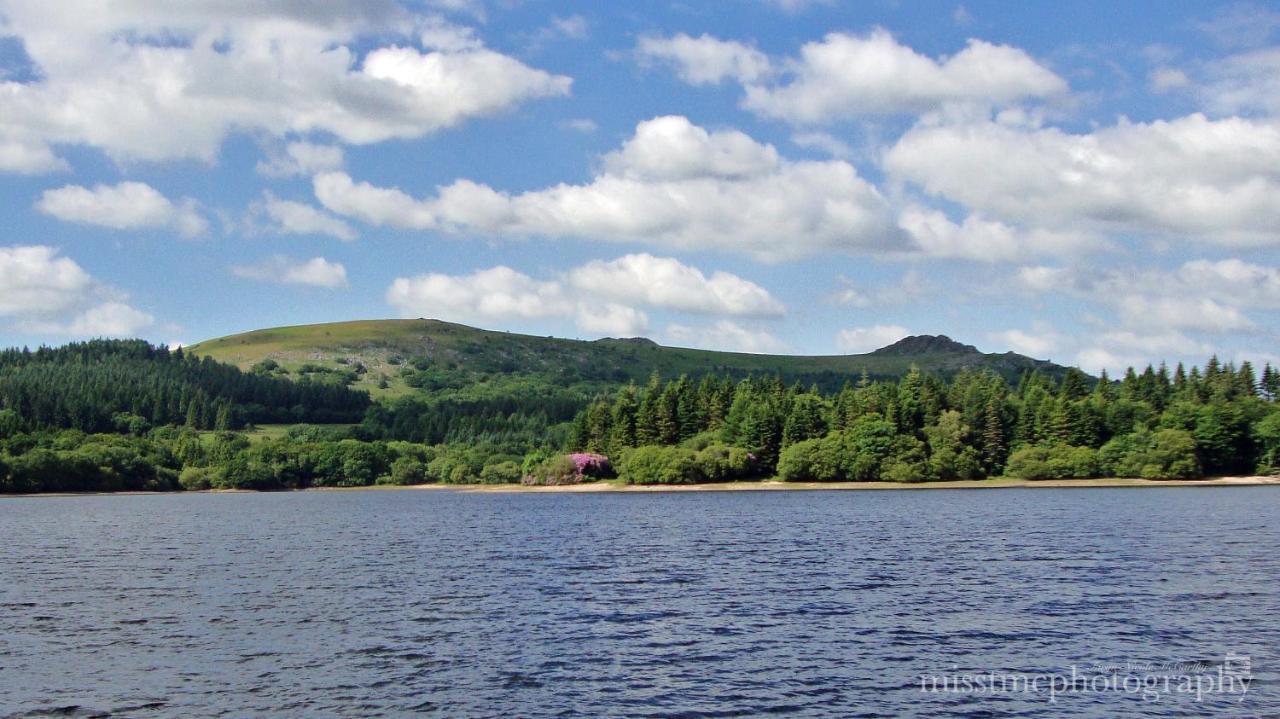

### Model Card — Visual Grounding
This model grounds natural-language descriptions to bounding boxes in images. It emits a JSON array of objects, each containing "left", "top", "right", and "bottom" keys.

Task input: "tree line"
[
  {"left": 1, "top": 338, "right": 1278, "bottom": 492},
  {"left": 0, "top": 340, "right": 369, "bottom": 433},
  {"left": 563, "top": 359, "right": 1280, "bottom": 483}
]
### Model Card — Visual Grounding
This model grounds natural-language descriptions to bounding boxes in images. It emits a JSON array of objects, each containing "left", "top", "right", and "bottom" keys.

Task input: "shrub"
[
  {"left": 178, "top": 465, "right": 218, "bottom": 491},
  {"left": 387, "top": 456, "right": 427, "bottom": 486},
  {"left": 777, "top": 437, "right": 839, "bottom": 482},
  {"left": 480, "top": 461, "right": 521, "bottom": 484},
  {"left": 523, "top": 455, "right": 582, "bottom": 486},
  {"left": 1006, "top": 444, "right": 1100, "bottom": 480},
  {"left": 1099, "top": 429, "right": 1201, "bottom": 479},
  {"left": 692, "top": 444, "right": 755, "bottom": 482},
  {"left": 616, "top": 445, "right": 699, "bottom": 484}
]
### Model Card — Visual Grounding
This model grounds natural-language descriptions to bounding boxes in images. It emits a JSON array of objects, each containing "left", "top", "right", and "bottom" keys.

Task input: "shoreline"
[
  {"left": 458, "top": 476, "right": 1280, "bottom": 493},
  {"left": 6, "top": 476, "right": 1277, "bottom": 498}
]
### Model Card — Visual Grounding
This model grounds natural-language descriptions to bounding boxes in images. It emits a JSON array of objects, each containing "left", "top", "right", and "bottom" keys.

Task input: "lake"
[{"left": 1, "top": 487, "right": 1276, "bottom": 717}]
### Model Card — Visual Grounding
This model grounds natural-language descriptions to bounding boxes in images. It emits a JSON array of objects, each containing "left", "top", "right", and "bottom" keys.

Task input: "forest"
[{"left": 1, "top": 339, "right": 1278, "bottom": 493}]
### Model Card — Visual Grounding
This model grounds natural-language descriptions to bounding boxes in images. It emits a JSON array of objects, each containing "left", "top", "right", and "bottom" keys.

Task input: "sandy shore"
[
  {"left": 6, "top": 476, "right": 1276, "bottom": 498},
  {"left": 457, "top": 476, "right": 1280, "bottom": 493}
]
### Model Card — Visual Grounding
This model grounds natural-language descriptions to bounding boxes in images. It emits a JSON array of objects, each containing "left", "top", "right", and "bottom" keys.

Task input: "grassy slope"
[{"left": 187, "top": 319, "right": 1072, "bottom": 400}]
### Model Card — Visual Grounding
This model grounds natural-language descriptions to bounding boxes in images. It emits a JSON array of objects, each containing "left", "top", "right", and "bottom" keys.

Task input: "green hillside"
[{"left": 187, "top": 318, "right": 1075, "bottom": 399}]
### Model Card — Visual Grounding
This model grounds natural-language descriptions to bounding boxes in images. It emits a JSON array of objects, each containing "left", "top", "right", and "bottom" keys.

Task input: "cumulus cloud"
[
  {"left": 1190, "top": 47, "right": 1280, "bottom": 116},
  {"left": 387, "top": 266, "right": 573, "bottom": 322},
  {"left": 35, "top": 181, "right": 207, "bottom": 237},
  {"left": 897, "top": 206, "right": 1101, "bottom": 261},
  {"left": 575, "top": 303, "right": 649, "bottom": 336},
  {"left": 61, "top": 302, "right": 155, "bottom": 337},
  {"left": 260, "top": 194, "right": 357, "bottom": 241},
  {"left": 1016, "top": 258, "right": 1280, "bottom": 311},
  {"left": 385, "top": 254, "right": 784, "bottom": 337},
  {"left": 1007, "top": 258, "right": 1275, "bottom": 372},
  {"left": 256, "top": 141, "right": 346, "bottom": 178},
  {"left": 886, "top": 113, "right": 1280, "bottom": 246},
  {"left": 666, "top": 320, "right": 788, "bottom": 354},
  {"left": 232, "top": 256, "right": 349, "bottom": 289},
  {"left": 637, "top": 33, "right": 772, "bottom": 85},
  {"left": 1116, "top": 295, "right": 1254, "bottom": 333},
  {"left": 0, "top": 245, "right": 153, "bottom": 336},
  {"left": 567, "top": 253, "right": 784, "bottom": 317},
  {"left": 0, "top": 3, "right": 571, "bottom": 170},
  {"left": 317, "top": 115, "right": 901, "bottom": 260},
  {"left": 835, "top": 324, "right": 910, "bottom": 354},
  {"left": 639, "top": 29, "right": 1063, "bottom": 123},
  {"left": 1075, "top": 331, "right": 1213, "bottom": 375},
  {"left": 988, "top": 326, "right": 1063, "bottom": 358}
]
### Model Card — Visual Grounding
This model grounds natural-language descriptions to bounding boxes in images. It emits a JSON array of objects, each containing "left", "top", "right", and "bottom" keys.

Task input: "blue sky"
[{"left": 1, "top": 0, "right": 1278, "bottom": 373}]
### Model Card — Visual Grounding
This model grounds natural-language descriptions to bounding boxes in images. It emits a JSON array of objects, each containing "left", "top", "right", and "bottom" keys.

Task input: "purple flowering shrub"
[{"left": 522, "top": 452, "right": 614, "bottom": 485}]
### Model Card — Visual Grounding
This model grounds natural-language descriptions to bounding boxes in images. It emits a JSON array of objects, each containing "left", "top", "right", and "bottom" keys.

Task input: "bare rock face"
[{"left": 870, "top": 335, "right": 980, "bottom": 356}]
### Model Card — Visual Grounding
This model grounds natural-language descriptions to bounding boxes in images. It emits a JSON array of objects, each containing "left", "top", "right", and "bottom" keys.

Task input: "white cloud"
[
  {"left": 835, "top": 324, "right": 910, "bottom": 354},
  {"left": 385, "top": 253, "right": 785, "bottom": 334},
  {"left": 637, "top": 33, "right": 772, "bottom": 85},
  {"left": 1197, "top": 4, "right": 1280, "bottom": 50},
  {"left": 830, "top": 270, "right": 932, "bottom": 307},
  {"left": 317, "top": 115, "right": 901, "bottom": 260},
  {"left": 0, "top": 245, "right": 152, "bottom": 337},
  {"left": 0, "top": 139, "right": 70, "bottom": 174},
  {"left": 35, "top": 181, "right": 207, "bottom": 237},
  {"left": 232, "top": 256, "right": 349, "bottom": 289},
  {"left": 1149, "top": 67, "right": 1190, "bottom": 93},
  {"left": 313, "top": 172, "right": 437, "bottom": 228},
  {"left": 260, "top": 194, "right": 357, "bottom": 241},
  {"left": 257, "top": 141, "right": 345, "bottom": 178},
  {"left": 1194, "top": 47, "right": 1280, "bottom": 116},
  {"left": 1075, "top": 331, "right": 1213, "bottom": 375},
  {"left": 0, "top": 245, "right": 94, "bottom": 317},
  {"left": 1016, "top": 258, "right": 1280, "bottom": 310},
  {"left": 1116, "top": 295, "right": 1254, "bottom": 333},
  {"left": 761, "top": 0, "right": 833, "bottom": 12},
  {"left": 559, "top": 118, "right": 597, "bottom": 133},
  {"left": 886, "top": 113, "right": 1280, "bottom": 246},
  {"left": 567, "top": 253, "right": 784, "bottom": 317},
  {"left": 898, "top": 206, "right": 1099, "bottom": 261},
  {"left": 62, "top": 302, "right": 155, "bottom": 336},
  {"left": 0, "top": 5, "right": 571, "bottom": 170},
  {"left": 386, "top": 266, "right": 573, "bottom": 322},
  {"left": 575, "top": 303, "right": 649, "bottom": 336},
  {"left": 989, "top": 327, "right": 1061, "bottom": 358},
  {"left": 549, "top": 15, "right": 588, "bottom": 40},
  {"left": 741, "top": 29, "right": 1066, "bottom": 123},
  {"left": 666, "top": 320, "right": 787, "bottom": 354}
]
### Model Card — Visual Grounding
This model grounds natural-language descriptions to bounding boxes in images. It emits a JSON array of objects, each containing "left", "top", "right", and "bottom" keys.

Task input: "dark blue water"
[{"left": 1, "top": 487, "right": 1276, "bottom": 717}]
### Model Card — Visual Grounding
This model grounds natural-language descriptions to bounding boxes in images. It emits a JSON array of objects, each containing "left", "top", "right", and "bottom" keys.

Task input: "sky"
[{"left": 1, "top": 0, "right": 1278, "bottom": 374}]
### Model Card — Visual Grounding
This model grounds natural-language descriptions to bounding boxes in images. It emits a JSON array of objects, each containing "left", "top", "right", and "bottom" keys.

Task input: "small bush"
[
  {"left": 616, "top": 446, "right": 699, "bottom": 484},
  {"left": 178, "top": 465, "right": 217, "bottom": 491},
  {"left": 1006, "top": 444, "right": 1100, "bottom": 480},
  {"left": 480, "top": 461, "right": 521, "bottom": 485},
  {"left": 523, "top": 455, "right": 582, "bottom": 486}
]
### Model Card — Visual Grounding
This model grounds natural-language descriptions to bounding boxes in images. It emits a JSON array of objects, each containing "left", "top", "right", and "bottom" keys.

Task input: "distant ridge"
[
  {"left": 871, "top": 335, "right": 980, "bottom": 357},
  {"left": 186, "top": 319, "right": 1077, "bottom": 397}
]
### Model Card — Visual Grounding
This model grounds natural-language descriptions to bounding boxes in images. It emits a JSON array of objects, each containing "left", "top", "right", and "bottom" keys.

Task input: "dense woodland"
[
  {"left": 0, "top": 340, "right": 369, "bottom": 431},
  {"left": 1, "top": 339, "right": 1278, "bottom": 493}
]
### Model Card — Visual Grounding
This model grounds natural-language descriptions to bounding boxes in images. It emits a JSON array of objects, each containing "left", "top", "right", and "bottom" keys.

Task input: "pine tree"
[
  {"left": 981, "top": 396, "right": 1008, "bottom": 474},
  {"left": 1058, "top": 368, "right": 1089, "bottom": 401}
]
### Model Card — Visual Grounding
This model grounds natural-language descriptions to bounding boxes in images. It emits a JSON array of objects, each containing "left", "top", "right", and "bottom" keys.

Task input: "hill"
[{"left": 187, "top": 319, "right": 1075, "bottom": 399}]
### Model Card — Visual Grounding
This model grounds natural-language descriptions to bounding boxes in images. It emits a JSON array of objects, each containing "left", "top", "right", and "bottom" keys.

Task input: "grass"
[{"left": 198, "top": 423, "right": 357, "bottom": 445}]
